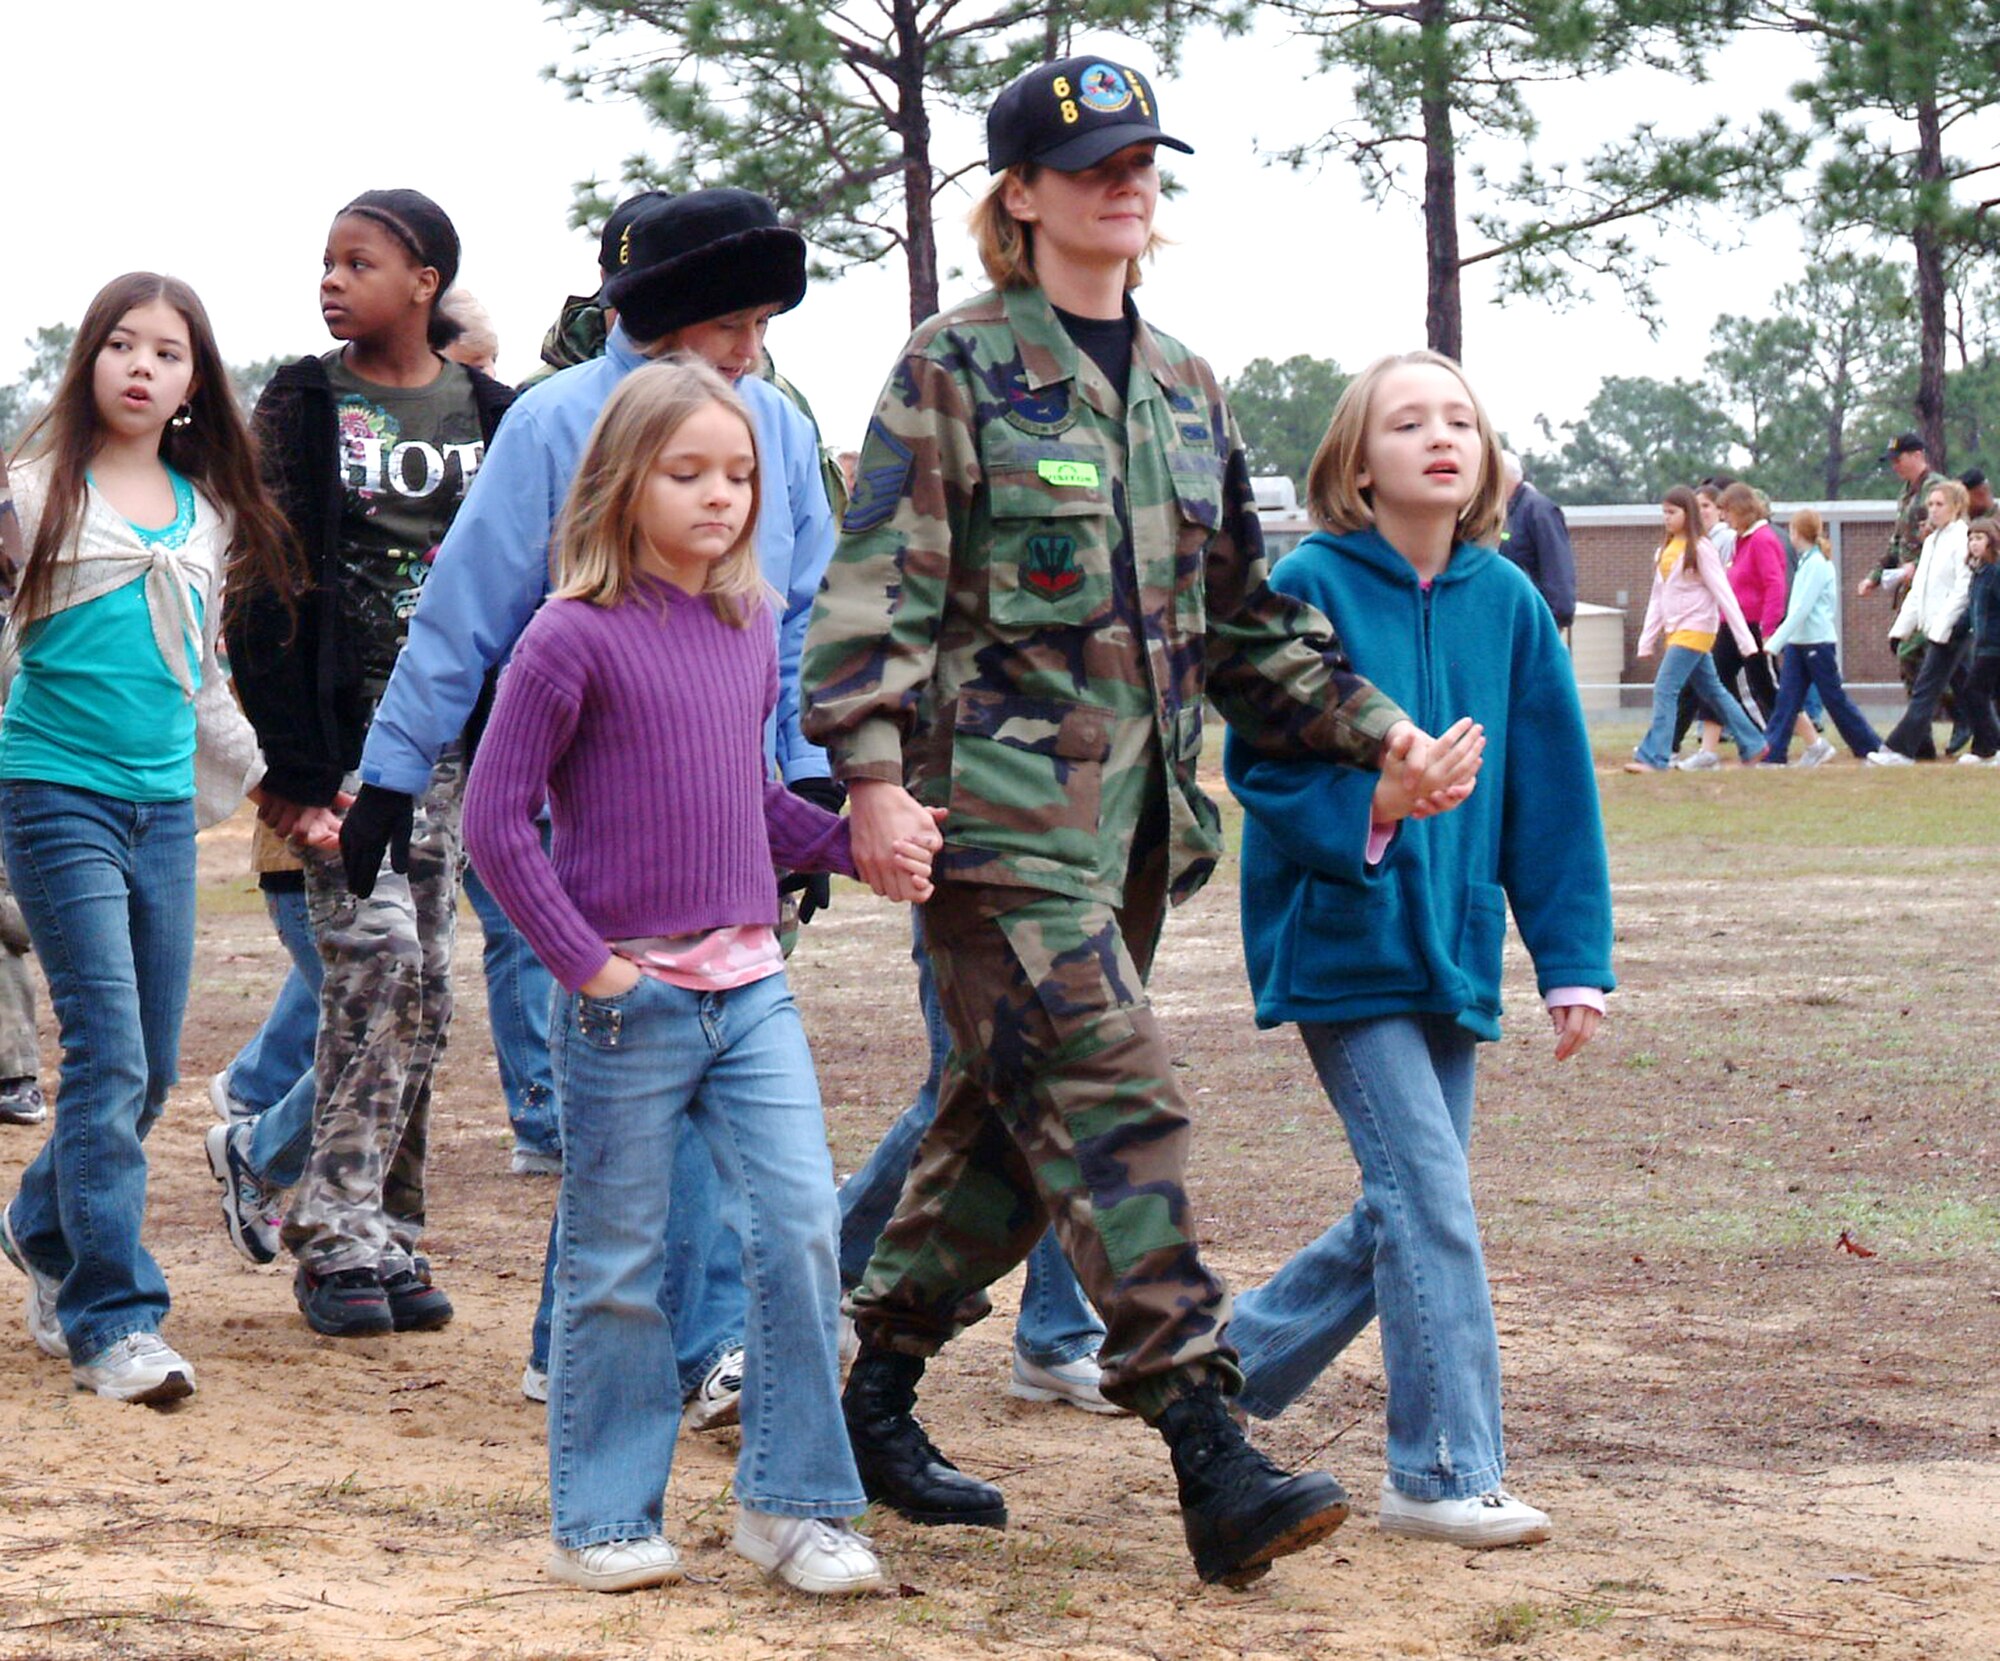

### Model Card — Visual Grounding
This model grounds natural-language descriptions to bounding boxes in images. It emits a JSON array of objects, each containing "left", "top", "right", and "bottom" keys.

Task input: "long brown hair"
[
  {"left": 1662, "top": 485, "right": 1704, "bottom": 575},
  {"left": 552, "top": 357, "right": 768, "bottom": 626},
  {"left": 8, "top": 272, "right": 298, "bottom": 628}
]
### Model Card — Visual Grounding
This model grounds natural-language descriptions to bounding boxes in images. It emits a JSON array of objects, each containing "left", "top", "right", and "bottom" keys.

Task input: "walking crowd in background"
[{"left": 1625, "top": 435, "right": 2000, "bottom": 773}]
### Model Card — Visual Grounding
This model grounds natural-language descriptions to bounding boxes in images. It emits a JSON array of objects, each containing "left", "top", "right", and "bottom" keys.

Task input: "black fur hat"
[{"left": 600, "top": 189, "right": 807, "bottom": 342}]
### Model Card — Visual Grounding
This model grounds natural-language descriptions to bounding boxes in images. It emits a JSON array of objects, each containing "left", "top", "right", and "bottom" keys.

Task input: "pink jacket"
[
  {"left": 1638, "top": 537, "right": 1757, "bottom": 658},
  {"left": 1728, "top": 522, "right": 1789, "bottom": 632}
]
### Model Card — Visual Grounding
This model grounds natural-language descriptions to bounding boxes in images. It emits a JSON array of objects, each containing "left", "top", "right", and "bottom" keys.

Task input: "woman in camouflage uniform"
[{"left": 801, "top": 53, "right": 1479, "bottom": 1586}]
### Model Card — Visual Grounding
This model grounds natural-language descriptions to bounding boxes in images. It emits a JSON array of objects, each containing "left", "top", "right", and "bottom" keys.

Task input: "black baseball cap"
[
  {"left": 987, "top": 55, "right": 1192, "bottom": 173},
  {"left": 1884, "top": 431, "right": 1927, "bottom": 460}
]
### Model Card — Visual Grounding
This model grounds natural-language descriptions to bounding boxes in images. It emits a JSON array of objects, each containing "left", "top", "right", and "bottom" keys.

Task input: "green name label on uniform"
[{"left": 1037, "top": 459, "right": 1100, "bottom": 488}]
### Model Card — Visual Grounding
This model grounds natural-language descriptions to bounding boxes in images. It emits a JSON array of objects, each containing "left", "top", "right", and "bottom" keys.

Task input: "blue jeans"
[
  {"left": 232, "top": 887, "right": 321, "bottom": 1192},
  {"left": 0, "top": 783, "right": 194, "bottom": 1364},
  {"left": 1760, "top": 644, "right": 1881, "bottom": 763},
  {"left": 836, "top": 909, "right": 1103, "bottom": 1364},
  {"left": 1635, "top": 645, "right": 1765, "bottom": 768},
  {"left": 463, "top": 853, "right": 560, "bottom": 1160},
  {"left": 527, "top": 1104, "right": 746, "bottom": 1392},
  {"left": 1228, "top": 1015, "right": 1505, "bottom": 1500},
  {"left": 547, "top": 970, "right": 861, "bottom": 1545},
  {"left": 225, "top": 886, "right": 320, "bottom": 1111}
]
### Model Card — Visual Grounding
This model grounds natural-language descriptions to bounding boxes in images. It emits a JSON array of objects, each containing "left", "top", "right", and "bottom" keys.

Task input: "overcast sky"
[{"left": 1, "top": 1, "right": 1954, "bottom": 461}]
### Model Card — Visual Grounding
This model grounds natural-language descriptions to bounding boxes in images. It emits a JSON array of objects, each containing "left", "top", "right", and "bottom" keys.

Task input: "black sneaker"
[
  {"left": 294, "top": 1264, "right": 393, "bottom": 1337},
  {"left": 380, "top": 1259, "right": 453, "bottom": 1332}
]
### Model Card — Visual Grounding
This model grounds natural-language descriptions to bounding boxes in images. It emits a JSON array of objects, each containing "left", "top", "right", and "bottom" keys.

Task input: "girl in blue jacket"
[{"left": 1223, "top": 350, "right": 1615, "bottom": 1549}]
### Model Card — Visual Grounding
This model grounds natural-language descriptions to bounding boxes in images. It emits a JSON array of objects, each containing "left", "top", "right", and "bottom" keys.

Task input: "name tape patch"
[{"left": 1037, "top": 459, "right": 1100, "bottom": 489}]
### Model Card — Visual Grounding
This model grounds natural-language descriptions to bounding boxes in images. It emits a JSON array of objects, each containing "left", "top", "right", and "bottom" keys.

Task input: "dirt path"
[{"left": 0, "top": 775, "right": 1993, "bottom": 1660}]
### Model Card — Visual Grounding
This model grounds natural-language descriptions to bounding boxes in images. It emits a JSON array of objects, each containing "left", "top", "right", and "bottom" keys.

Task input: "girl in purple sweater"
[{"left": 463, "top": 360, "right": 935, "bottom": 1599}]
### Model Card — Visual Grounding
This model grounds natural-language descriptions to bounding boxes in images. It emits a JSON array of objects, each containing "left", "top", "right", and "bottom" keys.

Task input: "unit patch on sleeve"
[{"left": 841, "top": 419, "right": 915, "bottom": 534}]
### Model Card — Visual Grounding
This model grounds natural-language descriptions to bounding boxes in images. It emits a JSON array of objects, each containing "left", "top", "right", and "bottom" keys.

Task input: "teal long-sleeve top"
[
  {"left": 1224, "top": 528, "right": 1614, "bottom": 1040},
  {"left": 1765, "top": 548, "right": 1838, "bottom": 653}
]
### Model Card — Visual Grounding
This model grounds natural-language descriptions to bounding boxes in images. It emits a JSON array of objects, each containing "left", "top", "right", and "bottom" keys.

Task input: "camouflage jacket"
[
  {"left": 1885, "top": 471, "right": 1949, "bottom": 573},
  {"left": 519, "top": 295, "right": 607, "bottom": 392},
  {"left": 801, "top": 284, "right": 1405, "bottom": 909}
]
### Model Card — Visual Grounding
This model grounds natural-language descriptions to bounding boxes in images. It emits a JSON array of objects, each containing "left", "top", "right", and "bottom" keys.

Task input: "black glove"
[
  {"left": 339, "top": 784, "right": 415, "bottom": 898},
  {"left": 778, "top": 776, "right": 847, "bottom": 925},
  {"left": 788, "top": 776, "right": 847, "bottom": 814}
]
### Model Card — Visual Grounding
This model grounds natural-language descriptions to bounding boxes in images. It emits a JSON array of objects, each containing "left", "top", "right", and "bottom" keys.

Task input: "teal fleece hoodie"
[{"left": 1224, "top": 527, "right": 1614, "bottom": 1040}]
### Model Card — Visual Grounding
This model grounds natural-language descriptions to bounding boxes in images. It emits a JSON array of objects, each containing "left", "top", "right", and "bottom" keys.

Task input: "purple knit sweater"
[{"left": 462, "top": 575, "right": 853, "bottom": 991}]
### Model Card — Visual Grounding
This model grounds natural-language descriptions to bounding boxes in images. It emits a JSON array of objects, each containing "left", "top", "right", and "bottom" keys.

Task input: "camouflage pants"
[
  {"left": 283, "top": 760, "right": 463, "bottom": 1275},
  {"left": 0, "top": 868, "right": 38, "bottom": 1081},
  {"left": 849, "top": 869, "right": 1239, "bottom": 1420}
]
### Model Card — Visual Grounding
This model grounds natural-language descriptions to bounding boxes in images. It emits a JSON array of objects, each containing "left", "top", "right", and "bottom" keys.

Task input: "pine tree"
[{"left": 547, "top": 0, "right": 1201, "bottom": 326}]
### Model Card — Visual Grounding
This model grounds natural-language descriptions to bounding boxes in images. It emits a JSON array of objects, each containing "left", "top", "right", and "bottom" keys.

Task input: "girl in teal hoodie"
[{"left": 1223, "top": 351, "right": 1615, "bottom": 1549}]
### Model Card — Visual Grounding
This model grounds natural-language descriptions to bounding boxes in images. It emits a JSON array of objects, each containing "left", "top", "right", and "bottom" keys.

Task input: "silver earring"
[{"left": 170, "top": 404, "right": 193, "bottom": 430}]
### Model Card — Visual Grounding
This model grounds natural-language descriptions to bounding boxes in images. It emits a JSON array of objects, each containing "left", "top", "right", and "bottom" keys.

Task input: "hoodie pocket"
[
  {"left": 1297, "top": 875, "right": 1428, "bottom": 998},
  {"left": 1457, "top": 881, "right": 1508, "bottom": 1011}
]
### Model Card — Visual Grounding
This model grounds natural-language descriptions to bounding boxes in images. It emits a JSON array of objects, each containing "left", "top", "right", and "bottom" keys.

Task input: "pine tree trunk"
[
  {"left": 904, "top": 145, "right": 939, "bottom": 326},
  {"left": 894, "top": 1, "right": 939, "bottom": 327},
  {"left": 1913, "top": 89, "right": 1948, "bottom": 466},
  {"left": 1419, "top": 5, "right": 1462, "bottom": 361}
]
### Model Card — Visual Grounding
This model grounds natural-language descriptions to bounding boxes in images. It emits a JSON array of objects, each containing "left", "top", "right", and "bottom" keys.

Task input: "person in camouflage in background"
[
  {"left": 1858, "top": 434, "right": 1958, "bottom": 753},
  {"left": 802, "top": 53, "right": 1479, "bottom": 1588}
]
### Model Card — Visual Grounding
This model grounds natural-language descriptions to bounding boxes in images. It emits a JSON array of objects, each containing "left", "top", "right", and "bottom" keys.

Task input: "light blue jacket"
[
  {"left": 360, "top": 324, "right": 837, "bottom": 796},
  {"left": 1766, "top": 548, "right": 1837, "bottom": 653},
  {"left": 1225, "top": 528, "right": 1614, "bottom": 1041}
]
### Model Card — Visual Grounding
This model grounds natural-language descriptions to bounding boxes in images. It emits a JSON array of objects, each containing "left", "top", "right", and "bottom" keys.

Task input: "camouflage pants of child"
[
  {"left": 0, "top": 870, "right": 38, "bottom": 1080},
  {"left": 848, "top": 869, "right": 1239, "bottom": 1421},
  {"left": 283, "top": 760, "right": 464, "bottom": 1276}
]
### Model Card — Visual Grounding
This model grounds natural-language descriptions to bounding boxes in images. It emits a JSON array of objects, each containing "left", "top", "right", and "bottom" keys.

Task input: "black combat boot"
[
  {"left": 1156, "top": 1383, "right": 1349, "bottom": 1586},
  {"left": 842, "top": 1345, "right": 1008, "bottom": 1528}
]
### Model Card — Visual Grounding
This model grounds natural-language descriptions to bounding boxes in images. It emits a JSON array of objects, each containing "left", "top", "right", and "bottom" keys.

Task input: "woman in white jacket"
[{"left": 1871, "top": 478, "right": 1974, "bottom": 765}]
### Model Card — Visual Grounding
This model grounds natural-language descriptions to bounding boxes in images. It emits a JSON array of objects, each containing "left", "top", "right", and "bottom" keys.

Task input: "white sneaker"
[
  {"left": 1865, "top": 748, "right": 1914, "bottom": 766},
  {"left": 208, "top": 1071, "right": 256, "bottom": 1125},
  {"left": 205, "top": 1122, "right": 281, "bottom": 1266},
  {"left": 521, "top": 1362, "right": 549, "bottom": 1404},
  {"left": 72, "top": 1332, "right": 195, "bottom": 1405},
  {"left": 545, "top": 1535, "right": 682, "bottom": 1592},
  {"left": 1, "top": 1204, "right": 66, "bottom": 1358},
  {"left": 1008, "top": 1350, "right": 1127, "bottom": 1415},
  {"left": 1676, "top": 750, "right": 1722, "bottom": 771},
  {"left": 733, "top": 1510, "right": 885, "bottom": 1596},
  {"left": 1956, "top": 752, "right": 1986, "bottom": 765},
  {"left": 1801, "top": 739, "right": 1835, "bottom": 767},
  {"left": 509, "top": 1145, "right": 562, "bottom": 1177},
  {"left": 684, "top": 1345, "right": 744, "bottom": 1431},
  {"left": 1377, "top": 1481, "right": 1551, "bottom": 1548}
]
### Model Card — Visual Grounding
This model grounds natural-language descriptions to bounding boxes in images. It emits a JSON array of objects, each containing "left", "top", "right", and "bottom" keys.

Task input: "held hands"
[
  {"left": 847, "top": 780, "right": 946, "bottom": 904},
  {"left": 1550, "top": 1002, "right": 1602, "bottom": 1061},
  {"left": 1374, "top": 718, "right": 1484, "bottom": 825},
  {"left": 249, "top": 787, "right": 353, "bottom": 853}
]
